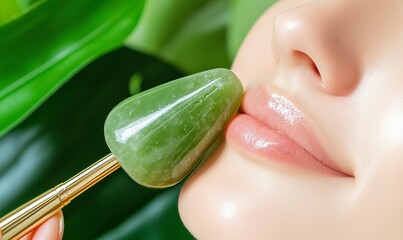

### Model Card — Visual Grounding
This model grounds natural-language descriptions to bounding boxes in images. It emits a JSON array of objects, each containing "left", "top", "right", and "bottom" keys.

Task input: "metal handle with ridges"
[{"left": 0, "top": 154, "right": 119, "bottom": 240}]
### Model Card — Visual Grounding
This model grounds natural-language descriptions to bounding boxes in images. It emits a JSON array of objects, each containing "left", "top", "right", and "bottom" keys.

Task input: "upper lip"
[{"left": 241, "top": 85, "right": 350, "bottom": 176}]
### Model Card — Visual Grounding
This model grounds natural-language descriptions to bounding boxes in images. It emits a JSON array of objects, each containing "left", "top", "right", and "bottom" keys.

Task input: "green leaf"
[
  {"left": 16, "top": 0, "right": 40, "bottom": 9},
  {"left": 228, "top": 0, "right": 277, "bottom": 59},
  {"left": 0, "top": 0, "right": 40, "bottom": 25},
  {"left": 126, "top": 0, "right": 231, "bottom": 73},
  {"left": 128, "top": 73, "right": 143, "bottom": 95},
  {"left": 127, "top": 0, "right": 279, "bottom": 72},
  {"left": 0, "top": 0, "right": 145, "bottom": 137},
  {"left": 0, "top": 47, "right": 188, "bottom": 239},
  {"left": 0, "top": 0, "right": 21, "bottom": 24},
  {"left": 99, "top": 185, "right": 194, "bottom": 240}
]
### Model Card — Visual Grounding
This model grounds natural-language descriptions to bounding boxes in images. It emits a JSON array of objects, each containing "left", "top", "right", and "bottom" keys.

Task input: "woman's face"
[{"left": 179, "top": 0, "right": 403, "bottom": 239}]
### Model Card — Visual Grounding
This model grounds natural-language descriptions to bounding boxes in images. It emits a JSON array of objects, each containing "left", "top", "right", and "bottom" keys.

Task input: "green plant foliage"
[
  {"left": 0, "top": 0, "right": 41, "bottom": 25},
  {"left": 0, "top": 0, "right": 20, "bottom": 24},
  {"left": 126, "top": 0, "right": 277, "bottom": 73},
  {"left": 228, "top": 0, "right": 278, "bottom": 59},
  {"left": 0, "top": 0, "right": 145, "bottom": 136},
  {"left": 99, "top": 185, "right": 193, "bottom": 240},
  {"left": 126, "top": 0, "right": 231, "bottom": 73}
]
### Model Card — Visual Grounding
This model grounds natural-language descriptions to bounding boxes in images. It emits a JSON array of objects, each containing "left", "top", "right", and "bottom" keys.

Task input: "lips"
[{"left": 226, "top": 86, "right": 348, "bottom": 176}]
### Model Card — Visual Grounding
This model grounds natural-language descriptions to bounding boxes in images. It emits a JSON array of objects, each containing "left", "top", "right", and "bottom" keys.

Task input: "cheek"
[
  {"left": 350, "top": 95, "right": 403, "bottom": 237},
  {"left": 367, "top": 104, "right": 403, "bottom": 201},
  {"left": 380, "top": 105, "right": 403, "bottom": 147},
  {"left": 352, "top": 157, "right": 403, "bottom": 238}
]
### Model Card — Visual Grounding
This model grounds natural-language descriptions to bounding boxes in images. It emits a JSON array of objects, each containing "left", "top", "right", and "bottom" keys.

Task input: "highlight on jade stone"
[{"left": 104, "top": 68, "right": 243, "bottom": 188}]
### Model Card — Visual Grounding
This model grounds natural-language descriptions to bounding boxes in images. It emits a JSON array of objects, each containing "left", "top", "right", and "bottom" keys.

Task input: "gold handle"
[{"left": 0, "top": 153, "right": 119, "bottom": 240}]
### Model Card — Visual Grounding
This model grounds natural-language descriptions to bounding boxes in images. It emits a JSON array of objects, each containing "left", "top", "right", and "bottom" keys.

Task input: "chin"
[
  {"left": 178, "top": 143, "right": 250, "bottom": 239},
  {"left": 178, "top": 142, "right": 283, "bottom": 240}
]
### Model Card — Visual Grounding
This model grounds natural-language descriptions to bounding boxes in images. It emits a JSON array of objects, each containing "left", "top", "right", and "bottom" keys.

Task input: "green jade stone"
[{"left": 104, "top": 69, "right": 243, "bottom": 188}]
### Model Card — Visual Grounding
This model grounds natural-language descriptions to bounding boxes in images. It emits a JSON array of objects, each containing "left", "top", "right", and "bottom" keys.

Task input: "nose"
[{"left": 272, "top": 2, "right": 359, "bottom": 95}]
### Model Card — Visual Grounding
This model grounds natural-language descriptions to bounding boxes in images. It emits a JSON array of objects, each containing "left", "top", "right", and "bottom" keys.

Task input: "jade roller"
[{"left": 0, "top": 68, "right": 243, "bottom": 240}]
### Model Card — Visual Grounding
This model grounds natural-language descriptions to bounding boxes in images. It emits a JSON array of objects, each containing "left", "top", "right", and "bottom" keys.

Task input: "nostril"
[
  {"left": 293, "top": 51, "right": 322, "bottom": 78},
  {"left": 311, "top": 60, "right": 320, "bottom": 77}
]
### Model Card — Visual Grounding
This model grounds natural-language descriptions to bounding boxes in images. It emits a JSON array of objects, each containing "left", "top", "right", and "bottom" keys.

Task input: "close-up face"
[{"left": 179, "top": 0, "right": 403, "bottom": 239}]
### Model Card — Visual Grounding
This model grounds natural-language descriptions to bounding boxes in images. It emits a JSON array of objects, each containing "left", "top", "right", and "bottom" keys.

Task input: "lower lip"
[{"left": 226, "top": 114, "right": 341, "bottom": 175}]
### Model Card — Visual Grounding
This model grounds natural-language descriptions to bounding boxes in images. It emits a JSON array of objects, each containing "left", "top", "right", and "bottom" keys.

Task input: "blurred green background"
[{"left": 0, "top": 0, "right": 276, "bottom": 239}]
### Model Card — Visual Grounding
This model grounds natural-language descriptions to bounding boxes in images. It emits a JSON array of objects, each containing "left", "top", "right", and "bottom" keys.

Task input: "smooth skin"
[{"left": 179, "top": 0, "right": 403, "bottom": 239}]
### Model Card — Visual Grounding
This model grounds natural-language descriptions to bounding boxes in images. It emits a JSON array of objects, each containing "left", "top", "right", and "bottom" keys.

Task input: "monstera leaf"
[{"left": 0, "top": 0, "right": 145, "bottom": 136}]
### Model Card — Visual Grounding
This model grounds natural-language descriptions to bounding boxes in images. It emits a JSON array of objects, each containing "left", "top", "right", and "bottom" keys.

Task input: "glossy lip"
[{"left": 226, "top": 86, "right": 349, "bottom": 176}]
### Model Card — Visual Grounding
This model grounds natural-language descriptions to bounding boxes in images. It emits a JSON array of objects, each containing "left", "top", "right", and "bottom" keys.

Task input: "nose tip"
[{"left": 272, "top": 5, "right": 360, "bottom": 95}]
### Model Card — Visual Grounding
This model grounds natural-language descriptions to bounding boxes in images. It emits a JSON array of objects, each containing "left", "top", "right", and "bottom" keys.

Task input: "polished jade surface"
[{"left": 104, "top": 68, "right": 243, "bottom": 188}]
